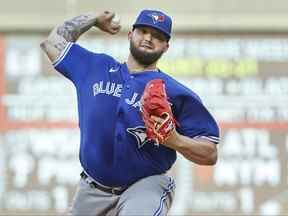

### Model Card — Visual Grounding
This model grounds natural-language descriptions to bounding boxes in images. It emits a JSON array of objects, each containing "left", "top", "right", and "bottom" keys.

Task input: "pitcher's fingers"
[
  {"left": 151, "top": 115, "right": 164, "bottom": 124},
  {"left": 108, "top": 13, "right": 116, "bottom": 21},
  {"left": 104, "top": 11, "right": 115, "bottom": 20},
  {"left": 109, "top": 26, "right": 121, "bottom": 34},
  {"left": 112, "top": 24, "right": 121, "bottom": 31}
]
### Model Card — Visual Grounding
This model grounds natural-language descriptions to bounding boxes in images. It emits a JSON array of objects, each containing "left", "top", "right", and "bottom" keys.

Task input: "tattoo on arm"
[
  {"left": 41, "top": 13, "right": 97, "bottom": 61},
  {"left": 54, "top": 40, "right": 68, "bottom": 52},
  {"left": 56, "top": 14, "right": 97, "bottom": 42}
]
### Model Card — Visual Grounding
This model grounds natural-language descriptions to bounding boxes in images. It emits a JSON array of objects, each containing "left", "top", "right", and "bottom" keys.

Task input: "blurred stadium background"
[{"left": 0, "top": 0, "right": 288, "bottom": 215}]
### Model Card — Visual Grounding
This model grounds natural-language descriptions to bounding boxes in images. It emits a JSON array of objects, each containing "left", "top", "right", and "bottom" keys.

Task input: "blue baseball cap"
[{"left": 133, "top": 9, "right": 172, "bottom": 40}]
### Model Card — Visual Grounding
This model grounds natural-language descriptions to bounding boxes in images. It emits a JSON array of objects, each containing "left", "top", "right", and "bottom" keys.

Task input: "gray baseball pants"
[{"left": 67, "top": 173, "right": 175, "bottom": 216}]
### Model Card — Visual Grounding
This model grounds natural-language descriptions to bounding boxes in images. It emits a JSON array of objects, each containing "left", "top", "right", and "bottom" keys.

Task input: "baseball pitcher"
[{"left": 40, "top": 9, "right": 220, "bottom": 216}]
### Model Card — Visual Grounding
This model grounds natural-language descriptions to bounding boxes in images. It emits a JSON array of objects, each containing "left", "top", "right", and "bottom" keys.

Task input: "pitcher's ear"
[
  {"left": 164, "top": 42, "right": 169, "bottom": 52},
  {"left": 128, "top": 30, "right": 133, "bottom": 40}
]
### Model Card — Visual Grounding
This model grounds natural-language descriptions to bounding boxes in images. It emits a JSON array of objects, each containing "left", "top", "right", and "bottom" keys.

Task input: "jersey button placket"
[
  {"left": 116, "top": 108, "right": 123, "bottom": 141},
  {"left": 125, "top": 75, "right": 135, "bottom": 90},
  {"left": 115, "top": 83, "right": 127, "bottom": 143},
  {"left": 117, "top": 133, "right": 122, "bottom": 141}
]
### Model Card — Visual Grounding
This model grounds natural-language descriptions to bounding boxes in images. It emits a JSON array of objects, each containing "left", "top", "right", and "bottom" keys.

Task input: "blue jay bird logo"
[
  {"left": 148, "top": 13, "right": 165, "bottom": 24},
  {"left": 127, "top": 126, "right": 150, "bottom": 148}
]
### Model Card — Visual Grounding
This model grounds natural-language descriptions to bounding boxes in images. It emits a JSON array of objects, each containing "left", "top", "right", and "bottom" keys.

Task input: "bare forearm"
[
  {"left": 40, "top": 13, "right": 98, "bottom": 62},
  {"left": 56, "top": 13, "right": 98, "bottom": 42},
  {"left": 165, "top": 131, "right": 218, "bottom": 165}
]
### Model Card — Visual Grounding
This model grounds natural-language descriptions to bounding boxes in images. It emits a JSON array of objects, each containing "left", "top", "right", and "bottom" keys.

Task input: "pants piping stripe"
[{"left": 153, "top": 177, "right": 175, "bottom": 216}]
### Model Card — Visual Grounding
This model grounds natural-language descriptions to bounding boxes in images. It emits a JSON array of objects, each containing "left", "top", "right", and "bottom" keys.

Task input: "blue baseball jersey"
[{"left": 53, "top": 42, "right": 220, "bottom": 187}]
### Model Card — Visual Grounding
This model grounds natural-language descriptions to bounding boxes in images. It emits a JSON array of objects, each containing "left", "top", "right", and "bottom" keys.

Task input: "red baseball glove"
[{"left": 140, "top": 79, "right": 177, "bottom": 145}]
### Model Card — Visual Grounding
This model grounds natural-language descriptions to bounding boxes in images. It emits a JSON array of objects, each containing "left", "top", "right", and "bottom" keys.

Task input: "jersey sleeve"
[
  {"left": 175, "top": 95, "right": 220, "bottom": 144},
  {"left": 52, "top": 42, "right": 106, "bottom": 86}
]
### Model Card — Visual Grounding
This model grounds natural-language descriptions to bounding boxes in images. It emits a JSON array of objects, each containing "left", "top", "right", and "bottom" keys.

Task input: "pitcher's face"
[{"left": 128, "top": 26, "right": 169, "bottom": 66}]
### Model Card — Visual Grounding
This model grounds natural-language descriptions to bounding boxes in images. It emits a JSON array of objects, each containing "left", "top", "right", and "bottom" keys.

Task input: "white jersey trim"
[
  {"left": 194, "top": 135, "right": 220, "bottom": 144},
  {"left": 52, "top": 42, "right": 74, "bottom": 67}
]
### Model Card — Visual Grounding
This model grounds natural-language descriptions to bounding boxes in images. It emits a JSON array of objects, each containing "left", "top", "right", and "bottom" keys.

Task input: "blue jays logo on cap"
[
  {"left": 148, "top": 13, "right": 165, "bottom": 24},
  {"left": 133, "top": 9, "right": 172, "bottom": 40}
]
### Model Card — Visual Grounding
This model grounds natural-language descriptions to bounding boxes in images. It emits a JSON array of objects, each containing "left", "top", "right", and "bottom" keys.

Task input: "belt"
[{"left": 80, "top": 171, "right": 126, "bottom": 195}]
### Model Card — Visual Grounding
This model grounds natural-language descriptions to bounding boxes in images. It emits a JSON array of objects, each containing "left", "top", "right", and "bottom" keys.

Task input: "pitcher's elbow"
[
  {"left": 208, "top": 154, "right": 218, "bottom": 165},
  {"left": 202, "top": 151, "right": 218, "bottom": 165},
  {"left": 40, "top": 39, "right": 48, "bottom": 51}
]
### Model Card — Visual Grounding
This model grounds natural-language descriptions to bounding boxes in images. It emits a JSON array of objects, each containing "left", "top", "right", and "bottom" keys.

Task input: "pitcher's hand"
[{"left": 95, "top": 11, "right": 121, "bottom": 34}]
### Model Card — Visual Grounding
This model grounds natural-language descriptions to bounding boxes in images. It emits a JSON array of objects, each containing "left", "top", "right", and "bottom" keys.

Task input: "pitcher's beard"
[{"left": 129, "top": 40, "right": 164, "bottom": 66}]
